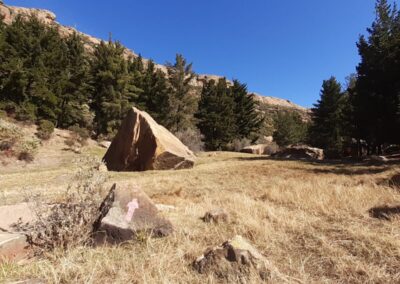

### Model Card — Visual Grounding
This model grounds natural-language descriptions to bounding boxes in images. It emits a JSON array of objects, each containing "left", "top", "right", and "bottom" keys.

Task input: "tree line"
[
  {"left": 273, "top": 0, "right": 400, "bottom": 157},
  {"left": 0, "top": 14, "right": 263, "bottom": 150}
]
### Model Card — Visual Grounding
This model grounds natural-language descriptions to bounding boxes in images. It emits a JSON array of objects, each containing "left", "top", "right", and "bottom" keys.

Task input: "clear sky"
[{"left": 5, "top": 0, "right": 383, "bottom": 107}]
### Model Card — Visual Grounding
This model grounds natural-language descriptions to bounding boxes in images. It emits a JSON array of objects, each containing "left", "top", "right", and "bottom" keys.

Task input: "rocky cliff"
[{"left": 0, "top": 2, "right": 309, "bottom": 117}]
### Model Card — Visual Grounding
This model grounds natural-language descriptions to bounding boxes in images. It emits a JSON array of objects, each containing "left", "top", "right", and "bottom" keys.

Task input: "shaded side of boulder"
[
  {"left": 94, "top": 184, "right": 174, "bottom": 245},
  {"left": 193, "top": 235, "right": 283, "bottom": 281},
  {"left": 103, "top": 107, "right": 196, "bottom": 171},
  {"left": 274, "top": 145, "right": 324, "bottom": 160}
]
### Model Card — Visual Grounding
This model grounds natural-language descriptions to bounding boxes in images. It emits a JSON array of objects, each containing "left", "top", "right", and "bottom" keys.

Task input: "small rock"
[
  {"left": 156, "top": 204, "right": 176, "bottom": 212},
  {"left": 98, "top": 141, "right": 111, "bottom": 149},
  {"left": 370, "top": 155, "right": 389, "bottom": 163},
  {"left": 94, "top": 184, "right": 174, "bottom": 244},
  {"left": 0, "top": 233, "right": 30, "bottom": 263},
  {"left": 193, "top": 235, "right": 282, "bottom": 281},
  {"left": 202, "top": 209, "right": 228, "bottom": 223}
]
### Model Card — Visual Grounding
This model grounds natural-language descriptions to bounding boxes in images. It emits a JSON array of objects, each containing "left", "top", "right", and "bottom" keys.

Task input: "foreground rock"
[
  {"left": 0, "top": 233, "right": 30, "bottom": 263},
  {"left": 0, "top": 203, "right": 37, "bottom": 232},
  {"left": 193, "top": 235, "right": 283, "bottom": 281},
  {"left": 202, "top": 209, "right": 229, "bottom": 224},
  {"left": 103, "top": 107, "right": 196, "bottom": 171},
  {"left": 274, "top": 145, "right": 324, "bottom": 160},
  {"left": 94, "top": 184, "right": 174, "bottom": 244}
]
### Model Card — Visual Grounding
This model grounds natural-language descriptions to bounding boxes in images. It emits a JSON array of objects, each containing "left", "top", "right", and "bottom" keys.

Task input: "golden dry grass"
[{"left": 1, "top": 149, "right": 400, "bottom": 283}]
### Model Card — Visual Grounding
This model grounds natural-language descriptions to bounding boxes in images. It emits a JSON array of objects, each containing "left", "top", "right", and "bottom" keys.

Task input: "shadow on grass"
[
  {"left": 236, "top": 155, "right": 399, "bottom": 176},
  {"left": 369, "top": 205, "right": 400, "bottom": 220}
]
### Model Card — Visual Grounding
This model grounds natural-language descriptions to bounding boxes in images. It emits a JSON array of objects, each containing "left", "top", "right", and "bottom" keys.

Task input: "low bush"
[
  {"left": 174, "top": 128, "right": 205, "bottom": 153},
  {"left": 17, "top": 157, "right": 108, "bottom": 254},
  {"left": 36, "top": 120, "right": 55, "bottom": 140}
]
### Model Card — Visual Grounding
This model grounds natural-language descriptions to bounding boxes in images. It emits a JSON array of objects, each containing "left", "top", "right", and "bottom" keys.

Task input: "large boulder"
[
  {"left": 193, "top": 235, "right": 283, "bottom": 281},
  {"left": 103, "top": 107, "right": 196, "bottom": 171},
  {"left": 274, "top": 145, "right": 324, "bottom": 160},
  {"left": 94, "top": 184, "right": 174, "bottom": 244}
]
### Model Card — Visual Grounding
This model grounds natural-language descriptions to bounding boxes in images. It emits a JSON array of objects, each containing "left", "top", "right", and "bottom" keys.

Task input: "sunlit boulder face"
[{"left": 103, "top": 107, "right": 196, "bottom": 171}]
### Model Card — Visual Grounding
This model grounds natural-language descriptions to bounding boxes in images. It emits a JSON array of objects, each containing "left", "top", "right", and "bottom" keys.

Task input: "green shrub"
[
  {"left": 68, "top": 125, "right": 90, "bottom": 146},
  {"left": 36, "top": 120, "right": 55, "bottom": 140}
]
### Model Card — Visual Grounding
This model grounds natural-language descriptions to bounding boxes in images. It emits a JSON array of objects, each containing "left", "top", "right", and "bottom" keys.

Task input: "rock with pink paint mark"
[{"left": 94, "top": 183, "right": 174, "bottom": 244}]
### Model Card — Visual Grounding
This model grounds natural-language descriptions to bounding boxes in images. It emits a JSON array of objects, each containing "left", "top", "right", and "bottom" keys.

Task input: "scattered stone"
[
  {"left": 98, "top": 141, "right": 111, "bottom": 149},
  {"left": 370, "top": 155, "right": 389, "bottom": 163},
  {"left": 241, "top": 144, "right": 270, "bottom": 155},
  {"left": 0, "top": 233, "right": 30, "bottom": 263},
  {"left": 103, "top": 107, "right": 196, "bottom": 171},
  {"left": 202, "top": 209, "right": 229, "bottom": 224},
  {"left": 94, "top": 184, "right": 174, "bottom": 244},
  {"left": 274, "top": 145, "right": 324, "bottom": 160},
  {"left": 6, "top": 280, "right": 45, "bottom": 284},
  {"left": 193, "top": 235, "right": 282, "bottom": 281},
  {"left": 156, "top": 204, "right": 176, "bottom": 212}
]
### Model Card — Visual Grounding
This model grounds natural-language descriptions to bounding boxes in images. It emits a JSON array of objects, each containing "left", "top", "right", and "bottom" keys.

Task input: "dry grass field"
[{"left": 1, "top": 141, "right": 400, "bottom": 283}]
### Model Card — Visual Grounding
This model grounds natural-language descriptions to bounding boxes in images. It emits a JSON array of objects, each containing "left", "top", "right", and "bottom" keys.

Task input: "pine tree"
[
  {"left": 90, "top": 39, "right": 139, "bottom": 137},
  {"left": 166, "top": 54, "right": 197, "bottom": 132},
  {"left": 195, "top": 79, "right": 236, "bottom": 150},
  {"left": 310, "top": 77, "right": 349, "bottom": 157},
  {"left": 273, "top": 112, "right": 308, "bottom": 146},
  {"left": 55, "top": 32, "right": 93, "bottom": 129},
  {"left": 231, "top": 80, "right": 263, "bottom": 140},
  {"left": 354, "top": 0, "right": 400, "bottom": 151}
]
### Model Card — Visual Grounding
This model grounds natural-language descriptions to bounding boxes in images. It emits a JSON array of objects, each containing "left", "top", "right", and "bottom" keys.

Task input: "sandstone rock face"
[
  {"left": 103, "top": 107, "right": 196, "bottom": 171},
  {"left": 241, "top": 144, "right": 271, "bottom": 155},
  {"left": 274, "top": 145, "right": 324, "bottom": 160},
  {"left": 94, "top": 184, "right": 174, "bottom": 244},
  {"left": 0, "top": 233, "right": 30, "bottom": 263},
  {"left": 202, "top": 209, "right": 229, "bottom": 224},
  {"left": 193, "top": 235, "right": 282, "bottom": 281}
]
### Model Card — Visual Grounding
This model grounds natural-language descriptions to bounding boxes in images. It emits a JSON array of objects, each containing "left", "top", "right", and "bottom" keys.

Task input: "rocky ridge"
[{"left": 0, "top": 2, "right": 308, "bottom": 114}]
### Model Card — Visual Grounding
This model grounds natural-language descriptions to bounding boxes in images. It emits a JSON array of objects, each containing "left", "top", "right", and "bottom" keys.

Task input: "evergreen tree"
[
  {"left": 231, "top": 80, "right": 263, "bottom": 140},
  {"left": 166, "top": 54, "right": 197, "bottom": 132},
  {"left": 273, "top": 112, "right": 308, "bottom": 146},
  {"left": 0, "top": 16, "right": 66, "bottom": 122},
  {"left": 354, "top": 0, "right": 400, "bottom": 151},
  {"left": 90, "top": 39, "right": 139, "bottom": 137},
  {"left": 55, "top": 32, "right": 92, "bottom": 129},
  {"left": 310, "top": 77, "right": 349, "bottom": 157},
  {"left": 195, "top": 79, "right": 236, "bottom": 150}
]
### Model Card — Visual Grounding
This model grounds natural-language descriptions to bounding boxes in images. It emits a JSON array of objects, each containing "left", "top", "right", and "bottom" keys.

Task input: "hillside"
[{"left": 0, "top": 2, "right": 309, "bottom": 120}]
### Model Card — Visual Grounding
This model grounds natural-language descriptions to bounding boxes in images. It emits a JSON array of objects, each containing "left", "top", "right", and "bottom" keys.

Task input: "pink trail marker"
[{"left": 125, "top": 199, "right": 139, "bottom": 222}]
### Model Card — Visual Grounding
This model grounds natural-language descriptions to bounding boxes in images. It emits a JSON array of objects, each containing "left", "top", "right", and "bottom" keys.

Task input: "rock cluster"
[
  {"left": 274, "top": 145, "right": 324, "bottom": 160},
  {"left": 103, "top": 107, "right": 196, "bottom": 171}
]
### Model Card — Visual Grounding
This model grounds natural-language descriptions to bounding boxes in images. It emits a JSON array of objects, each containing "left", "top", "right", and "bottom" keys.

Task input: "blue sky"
[{"left": 5, "top": 0, "right": 382, "bottom": 107}]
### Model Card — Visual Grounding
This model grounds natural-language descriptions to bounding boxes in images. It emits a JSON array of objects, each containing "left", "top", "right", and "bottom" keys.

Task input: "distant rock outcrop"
[
  {"left": 103, "top": 107, "right": 196, "bottom": 171},
  {"left": 274, "top": 145, "right": 324, "bottom": 160}
]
